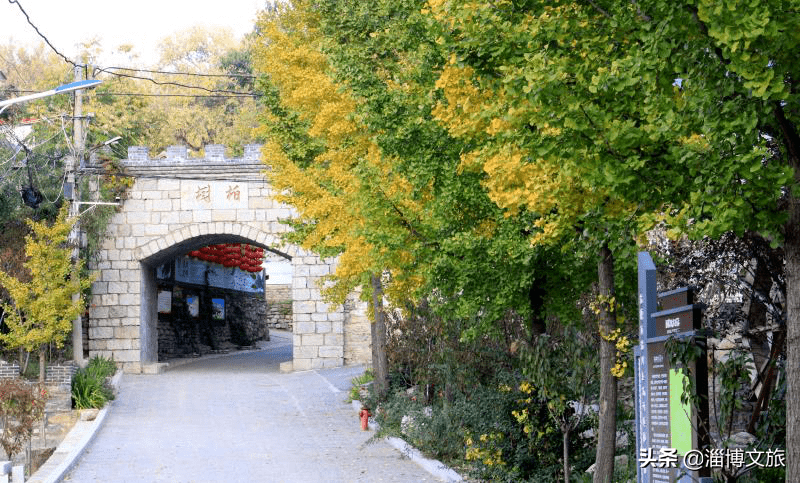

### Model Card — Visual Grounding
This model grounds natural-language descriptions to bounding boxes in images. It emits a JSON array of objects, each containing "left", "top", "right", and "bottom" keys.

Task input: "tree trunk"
[
  {"left": 529, "top": 281, "right": 547, "bottom": 338},
  {"left": 593, "top": 244, "right": 617, "bottom": 483},
  {"left": 370, "top": 273, "right": 389, "bottom": 399},
  {"left": 563, "top": 427, "right": 571, "bottom": 483},
  {"left": 38, "top": 344, "right": 46, "bottom": 383},
  {"left": 777, "top": 101, "right": 800, "bottom": 482},
  {"left": 785, "top": 188, "right": 800, "bottom": 481}
]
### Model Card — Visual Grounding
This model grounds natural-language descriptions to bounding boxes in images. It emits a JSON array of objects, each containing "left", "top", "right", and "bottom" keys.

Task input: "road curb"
[
  {"left": 28, "top": 369, "right": 123, "bottom": 483},
  {"left": 351, "top": 400, "right": 462, "bottom": 482}
]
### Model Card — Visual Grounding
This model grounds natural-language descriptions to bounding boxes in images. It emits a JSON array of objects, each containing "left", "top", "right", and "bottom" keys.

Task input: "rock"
[
  {"left": 585, "top": 454, "right": 629, "bottom": 475},
  {"left": 400, "top": 407, "right": 432, "bottom": 436},
  {"left": 729, "top": 431, "right": 756, "bottom": 448},
  {"left": 358, "top": 382, "right": 373, "bottom": 399},
  {"left": 79, "top": 409, "right": 100, "bottom": 421}
]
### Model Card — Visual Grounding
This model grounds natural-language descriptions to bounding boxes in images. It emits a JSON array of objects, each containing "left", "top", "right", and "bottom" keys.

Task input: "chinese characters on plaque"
[{"left": 182, "top": 181, "right": 248, "bottom": 210}]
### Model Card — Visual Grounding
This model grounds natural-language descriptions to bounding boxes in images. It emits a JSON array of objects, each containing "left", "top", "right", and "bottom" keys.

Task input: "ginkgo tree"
[
  {"left": 0, "top": 207, "right": 93, "bottom": 382},
  {"left": 252, "top": 0, "right": 579, "bottom": 390},
  {"left": 426, "top": 0, "right": 797, "bottom": 481},
  {"left": 252, "top": 3, "right": 417, "bottom": 395},
  {"left": 254, "top": 0, "right": 606, "bottom": 407}
]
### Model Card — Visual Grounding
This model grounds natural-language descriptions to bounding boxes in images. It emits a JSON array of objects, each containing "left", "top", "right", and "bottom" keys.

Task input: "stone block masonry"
[
  {"left": 0, "top": 361, "right": 20, "bottom": 378},
  {"left": 45, "top": 363, "right": 78, "bottom": 388},
  {"left": 85, "top": 145, "right": 372, "bottom": 373}
]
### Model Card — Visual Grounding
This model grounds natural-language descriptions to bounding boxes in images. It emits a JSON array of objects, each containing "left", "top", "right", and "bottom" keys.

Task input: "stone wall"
[
  {"left": 265, "top": 284, "right": 291, "bottom": 302},
  {"left": 265, "top": 284, "right": 292, "bottom": 330},
  {"left": 0, "top": 361, "right": 78, "bottom": 387},
  {"left": 156, "top": 285, "right": 269, "bottom": 360},
  {"left": 0, "top": 361, "right": 20, "bottom": 378},
  {"left": 0, "top": 361, "right": 76, "bottom": 410},
  {"left": 45, "top": 363, "right": 78, "bottom": 388},
  {"left": 343, "top": 291, "right": 372, "bottom": 365},
  {"left": 228, "top": 290, "right": 269, "bottom": 345},
  {"left": 86, "top": 144, "right": 372, "bottom": 373}
]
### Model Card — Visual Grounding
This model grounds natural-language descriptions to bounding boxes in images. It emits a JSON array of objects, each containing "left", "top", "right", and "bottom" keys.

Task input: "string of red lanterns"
[{"left": 187, "top": 243, "right": 265, "bottom": 273}]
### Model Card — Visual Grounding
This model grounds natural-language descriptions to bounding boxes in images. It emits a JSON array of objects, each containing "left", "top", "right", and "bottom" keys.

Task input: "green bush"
[
  {"left": 374, "top": 370, "right": 595, "bottom": 482},
  {"left": 72, "top": 356, "right": 116, "bottom": 410},
  {"left": 347, "top": 369, "right": 374, "bottom": 403},
  {"left": 85, "top": 355, "right": 117, "bottom": 380}
]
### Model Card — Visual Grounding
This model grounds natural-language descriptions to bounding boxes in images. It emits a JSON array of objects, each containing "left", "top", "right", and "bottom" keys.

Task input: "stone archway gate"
[{"left": 86, "top": 144, "right": 371, "bottom": 373}]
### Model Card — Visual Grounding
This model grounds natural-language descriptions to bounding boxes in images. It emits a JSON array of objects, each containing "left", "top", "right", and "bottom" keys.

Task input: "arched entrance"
[{"left": 86, "top": 145, "right": 371, "bottom": 373}]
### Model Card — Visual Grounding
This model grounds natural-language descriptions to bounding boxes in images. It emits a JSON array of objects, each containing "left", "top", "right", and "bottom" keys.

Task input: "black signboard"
[{"left": 653, "top": 305, "right": 703, "bottom": 337}]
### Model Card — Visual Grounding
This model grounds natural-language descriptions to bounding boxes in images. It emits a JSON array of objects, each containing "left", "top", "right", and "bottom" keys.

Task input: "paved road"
[{"left": 64, "top": 332, "right": 439, "bottom": 482}]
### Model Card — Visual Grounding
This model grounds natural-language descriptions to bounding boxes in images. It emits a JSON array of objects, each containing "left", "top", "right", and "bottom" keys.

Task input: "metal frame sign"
[{"left": 635, "top": 252, "right": 710, "bottom": 482}]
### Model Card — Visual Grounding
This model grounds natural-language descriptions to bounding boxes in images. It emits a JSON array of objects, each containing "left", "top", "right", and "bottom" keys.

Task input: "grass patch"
[
  {"left": 347, "top": 369, "right": 374, "bottom": 403},
  {"left": 72, "top": 356, "right": 116, "bottom": 410}
]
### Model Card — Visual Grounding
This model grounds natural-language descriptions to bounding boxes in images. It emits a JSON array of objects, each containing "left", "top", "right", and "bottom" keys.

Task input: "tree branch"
[
  {"left": 630, "top": 0, "right": 651, "bottom": 21},
  {"left": 685, "top": 5, "right": 730, "bottom": 66},
  {"left": 585, "top": 0, "right": 612, "bottom": 19},
  {"left": 774, "top": 102, "right": 800, "bottom": 172}
]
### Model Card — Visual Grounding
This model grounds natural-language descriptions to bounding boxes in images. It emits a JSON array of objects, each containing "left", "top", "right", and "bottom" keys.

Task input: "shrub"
[
  {"left": 85, "top": 355, "right": 117, "bottom": 380},
  {"left": 0, "top": 378, "right": 46, "bottom": 459},
  {"left": 374, "top": 370, "right": 595, "bottom": 482},
  {"left": 72, "top": 356, "right": 116, "bottom": 410},
  {"left": 347, "top": 369, "right": 374, "bottom": 403}
]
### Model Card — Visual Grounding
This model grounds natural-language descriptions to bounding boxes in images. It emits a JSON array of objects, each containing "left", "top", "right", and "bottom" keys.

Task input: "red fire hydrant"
[{"left": 359, "top": 406, "right": 371, "bottom": 431}]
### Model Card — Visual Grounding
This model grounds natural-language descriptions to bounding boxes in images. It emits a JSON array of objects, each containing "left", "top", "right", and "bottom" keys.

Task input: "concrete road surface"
[{"left": 64, "top": 332, "right": 440, "bottom": 482}]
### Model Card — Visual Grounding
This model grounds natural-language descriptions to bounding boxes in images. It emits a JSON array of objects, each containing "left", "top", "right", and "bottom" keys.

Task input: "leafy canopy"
[{"left": 0, "top": 207, "right": 93, "bottom": 351}]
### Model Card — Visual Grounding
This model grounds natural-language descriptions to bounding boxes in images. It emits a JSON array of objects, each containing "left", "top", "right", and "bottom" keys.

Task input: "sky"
[{"left": 1, "top": 0, "right": 267, "bottom": 66}]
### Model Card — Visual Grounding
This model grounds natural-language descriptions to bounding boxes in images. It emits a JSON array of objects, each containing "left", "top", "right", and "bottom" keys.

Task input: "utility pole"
[{"left": 69, "top": 65, "right": 85, "bottom": 365}]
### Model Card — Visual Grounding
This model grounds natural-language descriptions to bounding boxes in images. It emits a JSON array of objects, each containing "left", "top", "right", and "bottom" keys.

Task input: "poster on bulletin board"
[
  {"left": 157, "top": 290, "right": 172, "bottom": 314},
  {"left": 187, "top": 295, "right": 199, "bottom": 318},
  {"left": 212, "top": 298, "right": 225, "bottom": 321}
]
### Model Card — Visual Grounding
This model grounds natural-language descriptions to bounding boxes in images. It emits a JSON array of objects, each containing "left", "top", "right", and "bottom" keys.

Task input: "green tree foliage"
[
  {"left": 426, "top": 1, "right": 797, "bottom": 479},
  {"left": 254, "top": 0, "right": 592, "bottom": 341},
  {"left": 255, "top": 0, "right": 798, "bottom": 478}
]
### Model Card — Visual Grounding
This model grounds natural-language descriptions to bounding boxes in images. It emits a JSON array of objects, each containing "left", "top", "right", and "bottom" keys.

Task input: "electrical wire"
[
  {"left": 6, "top": 0, "right": 78, "bottom": 68},
  {"left": 93, "top": 67, "right": 257, "bottom": 95},
  {"left": 9, "top": 89, "right": 258, "bottom": 99},
  {"left": 5, "top": 1, "right": 258, "bottom": 94},
  {"left": 101, "top": 66, "right": 257, "bottom": 79}
]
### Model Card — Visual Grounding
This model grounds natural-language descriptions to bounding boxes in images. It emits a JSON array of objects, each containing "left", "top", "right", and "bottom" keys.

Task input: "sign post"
[{"left": 635, "top": 252, "right": 710, "bottom": 482}]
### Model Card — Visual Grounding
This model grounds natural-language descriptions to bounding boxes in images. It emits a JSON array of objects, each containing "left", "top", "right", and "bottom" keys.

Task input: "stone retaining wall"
[
  {"left": 265, "top": 284, "right": 292, "bottom": 330},
  {"left": 0, "top": 361, "right": 19, "bottom": 378},
  {"left": 45, "top": 363, "right": 78, "bottom": 388}
]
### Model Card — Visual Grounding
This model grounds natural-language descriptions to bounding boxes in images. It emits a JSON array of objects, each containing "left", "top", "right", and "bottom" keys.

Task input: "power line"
[
  {"left": 101, "top": 66, "right": 257, "bottom": 79},
  {"left": 10, "top": 89, "right": 258, "bottom": 99},
  {"left": 6, "top": 0, "right": 78, "bottom": 68},
  {"left": 97, "top": 92, "right": 257, "bottom": 98},
  {"left": 3, "top": 2, "right": 258, "bottom": 97},
  {"left": 94, "top": 67, "right": 256, "bottom": 95}
]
